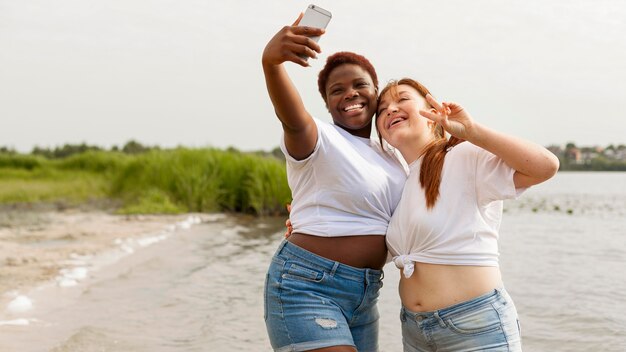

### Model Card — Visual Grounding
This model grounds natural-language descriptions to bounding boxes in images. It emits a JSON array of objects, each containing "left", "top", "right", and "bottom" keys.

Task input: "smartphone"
[{"left": 298, "top": 4, "right": 332, "bottom": 43}]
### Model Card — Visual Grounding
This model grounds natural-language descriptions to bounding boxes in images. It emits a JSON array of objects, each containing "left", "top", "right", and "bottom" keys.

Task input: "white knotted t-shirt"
[{"left": 386, "top": 142, "right": 526, "bottom": 278}]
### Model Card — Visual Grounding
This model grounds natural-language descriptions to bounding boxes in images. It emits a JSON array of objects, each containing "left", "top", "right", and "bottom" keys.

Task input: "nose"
[
  {"left": 386, "top": 105, "right": 398, "bottom": 116},
  {"left": 344, "top": 89, "right": 359, "bottom": 100}
]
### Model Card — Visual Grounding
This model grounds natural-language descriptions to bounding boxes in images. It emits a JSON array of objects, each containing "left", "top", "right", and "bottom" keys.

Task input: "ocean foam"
[
  {"left": 7, "top": 295, "right": 33, "bottom": 313},
  {"left": 24, "top": 215, "right": 206, "bottom": 292},
  {"left": 0, "top": 318, "right": 30, "bottom": 326}
]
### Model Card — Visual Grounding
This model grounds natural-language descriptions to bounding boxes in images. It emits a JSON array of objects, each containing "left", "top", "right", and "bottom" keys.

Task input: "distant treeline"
[
  {"left": 0, "top": 141, "right": 286, "bottom": 161},
  {"left": 0, "top": 142, "right": 290, "bottom": 216},
  {"left": 548, "top": 143, "right": 626, "bottom": 171},
  {"left": 2, "top": 140, "right": 625, "bottom": 215}
]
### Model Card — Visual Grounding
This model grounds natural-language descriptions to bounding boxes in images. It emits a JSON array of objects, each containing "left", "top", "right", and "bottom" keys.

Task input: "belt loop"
[
  {"left": 277, "top": 240, "right": 288, "bottom": 253},
  {"left": 434, "top": 311, "right": 447, "bottom": 328},
  {"left": 330, "top": 261, "right": 339, "bottom": 277}
]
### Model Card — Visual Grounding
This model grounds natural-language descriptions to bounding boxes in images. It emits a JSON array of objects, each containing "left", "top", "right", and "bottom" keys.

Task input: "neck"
[
  {"left": 335, "top": 122, "right": 372, "bottom": 139},
  {"left": 398, "top": 134, "right": 437, "bottom": 164}
]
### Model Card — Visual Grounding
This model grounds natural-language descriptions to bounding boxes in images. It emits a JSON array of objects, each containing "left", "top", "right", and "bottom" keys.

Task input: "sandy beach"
[{"left": 0, "top": 208, "right": 205, "bottom": 298}]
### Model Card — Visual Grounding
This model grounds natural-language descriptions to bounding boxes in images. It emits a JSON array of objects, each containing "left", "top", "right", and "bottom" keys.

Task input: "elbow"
[
  {"left": 516, "top": 152, "right": 560, "bottom": 188},
  {"left": 547, "top": 152, "right": 560, "bottom": 177},
  {"left": 538, "top": 152, "right": 560, "bottom": 182},
  {"left": 550, "top": 153, "right": 560, "bottom": 176}
]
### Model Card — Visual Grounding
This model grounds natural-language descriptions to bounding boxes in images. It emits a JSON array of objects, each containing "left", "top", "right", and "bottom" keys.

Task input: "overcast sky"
[{"left": 1, "top": 0, "right": 624, "bottom": 152}]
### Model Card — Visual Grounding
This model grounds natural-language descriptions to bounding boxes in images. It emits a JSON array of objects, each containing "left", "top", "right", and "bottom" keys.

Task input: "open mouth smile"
[
  {"left": 387, "top": 116, "right": 406, "bottom": 130},
  {"left": 343, "top": 103, "right": 365, "bottom": 112}
]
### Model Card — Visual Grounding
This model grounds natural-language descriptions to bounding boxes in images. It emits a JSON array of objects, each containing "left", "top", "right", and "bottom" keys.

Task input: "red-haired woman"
[
  {"left": 376, "top": 78, "right": 559, "bottom": 351},
  {"left": 261, "top": 14, "right": 407, "bottom": 352}
]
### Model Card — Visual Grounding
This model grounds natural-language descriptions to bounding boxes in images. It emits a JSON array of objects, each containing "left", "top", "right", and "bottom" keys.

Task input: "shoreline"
[{"left": 0, "top": 209, "right": 217, "bottom": 309}]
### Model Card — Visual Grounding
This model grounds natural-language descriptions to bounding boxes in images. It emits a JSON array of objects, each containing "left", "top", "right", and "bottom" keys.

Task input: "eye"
[
  {"left": 356, "top": 82, "right": 369, "bottom": 88},
  {"left": 377, "top": 106, "right": 387, "bottom": 116},
  {"left": 330, "top": 88, "right": 343, "bottom": 95}
]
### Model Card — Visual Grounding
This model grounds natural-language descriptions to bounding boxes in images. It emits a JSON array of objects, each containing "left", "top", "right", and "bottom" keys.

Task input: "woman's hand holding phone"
[{"left": 262, "top": 6, "right": 331, "bottom": 68}]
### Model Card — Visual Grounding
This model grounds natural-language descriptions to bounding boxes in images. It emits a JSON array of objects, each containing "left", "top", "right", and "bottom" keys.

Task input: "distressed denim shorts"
[
  {"left": 400, "top": 286, "right": 522, "bottom": 352},
  {"left": 264, "top": 240, "right": 384, "bottom": 352}
]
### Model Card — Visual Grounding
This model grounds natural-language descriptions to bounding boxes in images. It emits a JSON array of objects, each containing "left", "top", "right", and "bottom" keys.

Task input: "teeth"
[
  {"left": 344, "top": 104, "right": 363, "bottom": 112},
  {"left": 389, "top": 117, "right": 404, "bottom": 128}
]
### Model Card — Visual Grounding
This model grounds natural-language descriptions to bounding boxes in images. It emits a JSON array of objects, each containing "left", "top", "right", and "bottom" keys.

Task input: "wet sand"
[{"left": 0, "top": 209, "right": 205, "bottom": 296}]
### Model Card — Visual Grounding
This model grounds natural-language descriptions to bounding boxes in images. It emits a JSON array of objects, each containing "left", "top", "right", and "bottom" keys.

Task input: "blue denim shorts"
[
  {"left": 400, "top": 287, "right": 522, "bottom": 352},
  {"left": 264, "top": 240, "right": 384, "bottom": 352}
]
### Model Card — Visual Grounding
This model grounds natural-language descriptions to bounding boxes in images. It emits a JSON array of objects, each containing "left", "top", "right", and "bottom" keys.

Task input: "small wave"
[
  {"left": 0, "top": 318, "right": 30, "bottom": 326},
  {"left": 6, "top": 295, "right": 33, "bottom": 314}
]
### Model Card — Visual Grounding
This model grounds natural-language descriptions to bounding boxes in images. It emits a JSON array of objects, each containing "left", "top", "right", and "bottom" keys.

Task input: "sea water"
[{"left": 0, "top": 172, "right": 624, "bottom": 351}]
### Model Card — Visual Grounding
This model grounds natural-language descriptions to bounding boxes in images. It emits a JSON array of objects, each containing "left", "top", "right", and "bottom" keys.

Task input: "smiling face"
[
  {"left": 324, "top": 64, "right": 377, "bottom": 138},
  {"left": 376, "top": 84, "right": 431, "bottom": 149}
]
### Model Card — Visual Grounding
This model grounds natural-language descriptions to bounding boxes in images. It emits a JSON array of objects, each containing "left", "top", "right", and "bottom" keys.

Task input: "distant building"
[{"left": 566, "top": 147, "right": 582, "bottom": 164}]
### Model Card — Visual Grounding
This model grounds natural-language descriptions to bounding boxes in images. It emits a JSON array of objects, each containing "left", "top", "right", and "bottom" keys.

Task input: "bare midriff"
[
  {"left": 287, "top": 233, "right": 387, "bottom": 270},
  {"left": 399, "top": 262, "right": 503, "bottom": 312}
]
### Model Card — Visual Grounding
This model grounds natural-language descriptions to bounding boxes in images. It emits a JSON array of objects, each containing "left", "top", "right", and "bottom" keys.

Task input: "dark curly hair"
[{"left": 317, "top": 52, "right": 378, "bottom": 104}]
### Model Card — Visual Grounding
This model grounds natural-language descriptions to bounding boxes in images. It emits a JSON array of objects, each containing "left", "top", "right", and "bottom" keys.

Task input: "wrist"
[
  {"left": 465, "top": 122, "right": 485, "bottom": 144},
  {"left": 262, "top": 60, "right": 282, "bottom": 74}
]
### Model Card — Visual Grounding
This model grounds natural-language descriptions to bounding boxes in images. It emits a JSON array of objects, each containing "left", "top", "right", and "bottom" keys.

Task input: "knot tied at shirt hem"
[{"left": 393, "top": 255, "right": 415, "bottom": 278}]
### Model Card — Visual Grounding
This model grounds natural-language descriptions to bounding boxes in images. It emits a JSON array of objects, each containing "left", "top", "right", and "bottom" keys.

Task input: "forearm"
[
  {"left": 262, "top": 63, "right": 311, "bottom": 132},
  {"left": 467, "top": 123, "right": 559, "bottom": 186},
  {"left": 262, "top": 62, "right": 317, "bottom": 160}
]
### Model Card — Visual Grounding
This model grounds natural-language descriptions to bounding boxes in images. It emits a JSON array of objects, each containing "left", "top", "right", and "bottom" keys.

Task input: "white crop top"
[
  {"left": 386, "top": 142, "right": 526, "bottom": 278},
  {"left": 281, "top": 118, "right": 407, "bottom": 237}
]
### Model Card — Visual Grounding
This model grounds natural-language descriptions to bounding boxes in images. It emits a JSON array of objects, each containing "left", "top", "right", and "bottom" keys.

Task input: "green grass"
[
  {"left": 0, "top": 168, "right": 108, "bottom": 204},
  {"left": 0, "top": 148, "right": 291, "bottom": 216}
]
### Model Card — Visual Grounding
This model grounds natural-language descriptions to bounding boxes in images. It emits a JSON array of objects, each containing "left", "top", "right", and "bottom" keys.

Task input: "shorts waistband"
[
  {"left": 402, "top": 286, "right": 507, "bottom": 320},
  {"left": 275, "top": 240, "right": 383, "bottom": 283}
]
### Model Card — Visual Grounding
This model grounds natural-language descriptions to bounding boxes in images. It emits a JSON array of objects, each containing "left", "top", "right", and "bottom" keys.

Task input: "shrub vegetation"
[{"left": 0, "top": 144, "right": 290, "bottom": 216}]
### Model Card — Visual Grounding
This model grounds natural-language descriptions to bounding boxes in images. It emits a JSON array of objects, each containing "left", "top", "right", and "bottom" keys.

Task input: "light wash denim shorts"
[
  {"left": 264, "top": 240, "right": 384, "bottom": 352},
  {"left": 400, "top": 286, "right": 522, "bottom": 352}
]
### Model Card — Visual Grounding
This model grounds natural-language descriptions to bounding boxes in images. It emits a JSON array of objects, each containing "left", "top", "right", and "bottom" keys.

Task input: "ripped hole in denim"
[{"left": 315, "top": 318, "right": 338, "bottom": 329}]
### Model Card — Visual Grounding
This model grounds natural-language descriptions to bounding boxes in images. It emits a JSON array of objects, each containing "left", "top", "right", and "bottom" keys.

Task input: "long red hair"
[{"left": 377, "top": 78, "right": 463, "bottom": 209}]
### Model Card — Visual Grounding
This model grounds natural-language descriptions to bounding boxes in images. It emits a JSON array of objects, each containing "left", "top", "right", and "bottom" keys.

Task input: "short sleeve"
[
  {"left": 474, "top": 147, "right": 526, "bottom": 204},
  {"left": 279, "top": 118, "right": 323, "bottom": 167}
]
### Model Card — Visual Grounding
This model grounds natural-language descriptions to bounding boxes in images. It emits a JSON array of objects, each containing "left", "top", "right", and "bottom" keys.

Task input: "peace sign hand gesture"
[{"left": 419, "top": 94, "right": 475, "bottom": 141}]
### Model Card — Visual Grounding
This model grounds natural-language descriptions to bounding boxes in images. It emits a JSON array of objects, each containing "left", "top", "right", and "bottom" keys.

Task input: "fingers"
[
  {"left": 292, "top": 12, "right": 304, "bottom": 26},
  {"left": 286, "top": 52, "right": 312, "bottom": 67},
  {"left": 292, "top": 25, "right": 325, "bottom": 37},
  {"left": 426, "top": 94, "right": 455, "bottom": 117},
  {"left": 441, "top": 102, "right": 452, "bottom": 115},
  {"left": 425, "top": 94, "right": 443, "bottom": 112},
  {"left": 284, "top": 218, "right": 293, "bottom": 239},
  {"left": 292, "top": 35, "right": 322, "bottom": 54},
  {"left": 421, "top": 94, "right": 446, "bottom": 123},
  {"left": 419, "top": 109, "right": 443, "bottom": 123},
  {"left": 444, "top": 101, "right": 462, "bottom": 114},
  {"left": 284, "top": 203, "right": 293, "bottom": 238}
]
